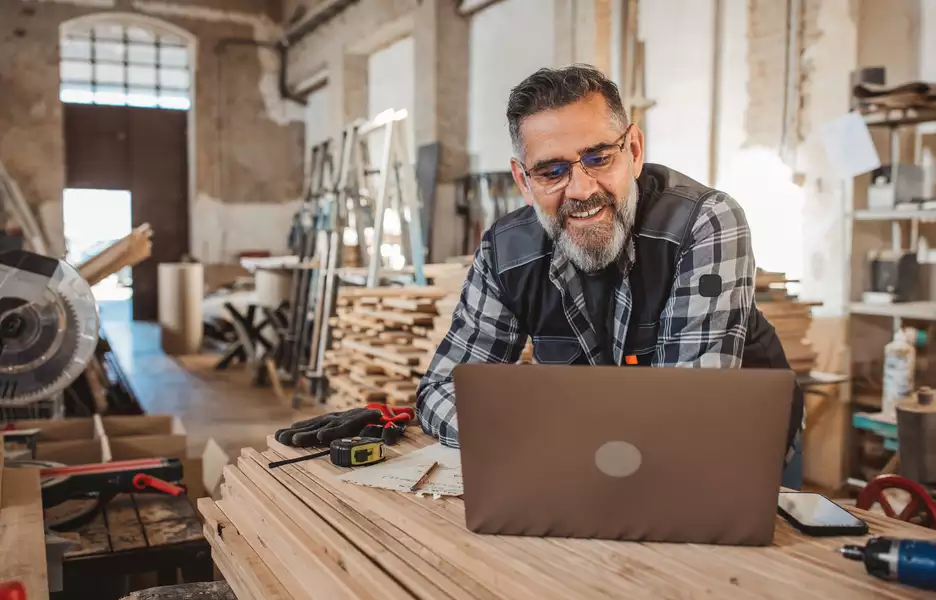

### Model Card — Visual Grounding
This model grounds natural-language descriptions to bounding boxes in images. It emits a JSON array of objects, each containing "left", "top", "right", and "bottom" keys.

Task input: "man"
[{"left": 416, "top": 65, "right": 804, "bottom": 475}]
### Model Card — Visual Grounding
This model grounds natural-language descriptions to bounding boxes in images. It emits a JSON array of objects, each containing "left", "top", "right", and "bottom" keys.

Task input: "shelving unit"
[{"left": 844, "top": 107, "right": 936, "bottom": 487}]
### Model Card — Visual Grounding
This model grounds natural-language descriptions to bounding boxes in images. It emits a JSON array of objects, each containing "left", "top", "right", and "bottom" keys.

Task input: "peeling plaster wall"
[{"left": 0, "top": 0, "right": 304, "bottom": 262}]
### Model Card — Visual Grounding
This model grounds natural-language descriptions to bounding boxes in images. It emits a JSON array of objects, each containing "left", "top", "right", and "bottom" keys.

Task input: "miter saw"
[
  {"left": 0, "top": 249, "right": 99, "bottom": 406},
  {"left": 0, "top": 250, "right": 187, "bottom": 532}
]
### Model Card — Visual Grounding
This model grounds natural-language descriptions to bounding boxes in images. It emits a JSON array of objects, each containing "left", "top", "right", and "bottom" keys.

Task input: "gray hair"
[{"left": 507, "top": 64, "right": 629, "bottom": 159}]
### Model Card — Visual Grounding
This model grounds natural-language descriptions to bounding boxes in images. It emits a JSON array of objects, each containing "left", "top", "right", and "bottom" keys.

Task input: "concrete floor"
[{"left": 99, "top": 299, "right": 319, "bottom": 460}]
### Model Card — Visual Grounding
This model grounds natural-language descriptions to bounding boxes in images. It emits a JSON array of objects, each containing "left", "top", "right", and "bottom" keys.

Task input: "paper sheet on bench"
[{"left": 338, "top": 443, "right": 463, "bottom": 497}]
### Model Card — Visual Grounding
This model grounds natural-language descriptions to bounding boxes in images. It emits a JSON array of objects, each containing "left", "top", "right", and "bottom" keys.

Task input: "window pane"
[
  {"left": 160, "top": 33, "right": 184, "bottom": 46},
  {"left": 60, "top": 60, "right": 92, "bottom": 82},
  {"left": 96, "top": 40, "right": 125, "bottom": 63},
  {"left": 128, "top": 44, "right": 156, "bottom": 65},
  {"left": 126, "top": 26, "right": 154, "bottom": 43},
  {"left": 128, "top": 65, "right": 156, "bottom": 86},
  {"left": 93, "top": 23, "right": 124, "bottom": 41},
  {"left": 95, "top": 63, "right": 124, "bottom": 85},
  {"left": 159, "top": 45, "right": 188, "bottom": 68},
  {"left": 159, "top": 68, "right": 189, "bottom": 90},
  {"left": 127, "top": 88, "right": 159, "bottom": 108},
  {"left": 61, "top": 38, "right": 91, "bottom": 60},
  {"left": 157, "top": 92, "right": 191, "bottom": 111},
  {"left": 60, "top": 83, "right": 93, "bottom": 104},
  {"left": 94, "top": 85, "right": 126, "bottom": 106}
]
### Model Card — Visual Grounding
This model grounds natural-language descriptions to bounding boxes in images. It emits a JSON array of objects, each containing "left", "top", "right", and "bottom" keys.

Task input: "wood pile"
[
  {"left": 755, "top": 270, "right": 817, "bottom": 374},
  {"left": 322, "top": 282, "right": 457, "bottom": 410}
]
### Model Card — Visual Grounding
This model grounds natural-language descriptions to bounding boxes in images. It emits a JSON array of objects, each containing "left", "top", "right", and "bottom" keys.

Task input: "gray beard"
[{"left": 534, "top": 180, "right": 638, "bottom": 273}]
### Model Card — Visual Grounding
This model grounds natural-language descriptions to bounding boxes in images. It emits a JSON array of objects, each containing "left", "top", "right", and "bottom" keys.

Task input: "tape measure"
[{"left": 329, "top": 436, "right": 385, "bottom": 467}]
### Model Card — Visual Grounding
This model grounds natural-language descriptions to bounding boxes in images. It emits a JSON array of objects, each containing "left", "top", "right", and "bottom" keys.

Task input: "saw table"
[{"left": 200, "top": 430, "right": 936, "bottom": 600}]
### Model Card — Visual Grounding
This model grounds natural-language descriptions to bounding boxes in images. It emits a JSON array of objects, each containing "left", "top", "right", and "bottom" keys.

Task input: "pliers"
[{"left": 360, "top": 403, "right": 415, "bottom": 445}]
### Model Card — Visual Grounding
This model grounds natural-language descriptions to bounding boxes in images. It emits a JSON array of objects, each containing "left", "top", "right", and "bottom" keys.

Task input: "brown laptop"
[{"left": 452, "top": 364, "right": 795, "bottom": 546}]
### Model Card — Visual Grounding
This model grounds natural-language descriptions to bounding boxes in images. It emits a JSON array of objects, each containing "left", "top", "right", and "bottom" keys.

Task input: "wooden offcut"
[{"left": 77, "top": 223, "right": 153, "bottom": 287}]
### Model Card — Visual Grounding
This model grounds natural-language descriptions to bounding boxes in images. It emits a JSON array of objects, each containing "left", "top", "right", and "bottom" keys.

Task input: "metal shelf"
[
  {"left": 852, "top": 208, "right": 936, "bottom": 221},
  {"left": 863, "top": 107, "right": 936, "bottom": 127},
  {"left": 849, "top": 301, "right": 936, "bottom": 320}
]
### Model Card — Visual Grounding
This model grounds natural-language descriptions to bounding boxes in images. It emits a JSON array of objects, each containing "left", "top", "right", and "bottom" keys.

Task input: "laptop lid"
[{"left": 453, "top": 364, "right": 794, "bottom": 546}]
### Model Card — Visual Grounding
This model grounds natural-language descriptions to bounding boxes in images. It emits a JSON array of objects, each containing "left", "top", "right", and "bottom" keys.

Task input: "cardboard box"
[
  {"left": 35, "top": 439, "right": 108, "bottom": 465},
  {"left": 8, "top": 417, "right": 97, "bottom": 442},
  {"left": 102, "top": 415, "right": 187, "bottom": 461}
]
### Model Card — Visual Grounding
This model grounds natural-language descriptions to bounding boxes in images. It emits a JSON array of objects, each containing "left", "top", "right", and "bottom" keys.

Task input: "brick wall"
[{"left": 0, "top": 0, "right": 303, "bottom": 259}]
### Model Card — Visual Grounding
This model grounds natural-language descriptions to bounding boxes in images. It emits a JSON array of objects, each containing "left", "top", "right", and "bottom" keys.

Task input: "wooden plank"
[
  {"left": 220, "top": 465, "right": 381, "bottom": 599},
  {"left": 198, "top": 498, "right": 291, "bottom": 600},
  {"left": 257, "top": 448, "right": 495, "bottom": 600},
  {"left": 0, "top": 468, "right": 49, "bottom": 600},
  {"left": 338, "top": 286, "right": 449, "bottom": 300},
  {"left": 235, "top": 451, "right": 417, "bottom": 600},
  {"left": 381, "top": 298, "right": 438, "bottom": 313},
  {"left": 266, "top": 440, "right": 575, "bottom": 600},
  {"left": 214, "top": 499, "right": 312, "bottom": 600},
  {"left": 265, "top": 434, "right": 936, "bottom": 600},
  {"left": 342, "top": 340, "right": 422, "bottom": 366},
  {"left": 104, "top": 494, "right": 148, "bottom": 551},
  {"left": 356, "top": 309, "right": 435, "bottom": 327}
]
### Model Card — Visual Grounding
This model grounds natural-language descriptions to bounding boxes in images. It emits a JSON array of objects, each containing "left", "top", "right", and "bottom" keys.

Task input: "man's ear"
[
  {"left": 628, "top": 125, "right": 646, "bottom": 178},
  {"left": 510, "top": 158, "right": 535, "bottom": 207}
]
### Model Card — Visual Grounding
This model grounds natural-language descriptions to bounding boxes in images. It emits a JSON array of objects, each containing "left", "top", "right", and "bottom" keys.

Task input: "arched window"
[{"left": 59, "top": 16, "right": 193, "bottom": 110}]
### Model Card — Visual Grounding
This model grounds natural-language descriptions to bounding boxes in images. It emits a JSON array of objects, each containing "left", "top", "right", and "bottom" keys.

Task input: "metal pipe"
[{"left": 781, "top": 0, "right": 802, "bottom": 164}]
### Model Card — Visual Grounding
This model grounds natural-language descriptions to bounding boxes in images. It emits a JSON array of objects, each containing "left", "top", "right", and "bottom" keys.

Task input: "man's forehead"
[{"left": 519, "top": 94, "right": 621, "bottom": 163}]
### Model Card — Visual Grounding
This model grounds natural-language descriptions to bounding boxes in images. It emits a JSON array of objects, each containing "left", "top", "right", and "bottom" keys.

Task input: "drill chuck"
[{"left": 841, "top": 537, "right": 936, "bottom": 591}]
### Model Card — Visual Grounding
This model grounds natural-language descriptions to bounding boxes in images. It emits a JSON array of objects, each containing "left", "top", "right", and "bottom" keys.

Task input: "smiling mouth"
[{"left": 569, "top": 205, "right": 603, "bottom": 219}]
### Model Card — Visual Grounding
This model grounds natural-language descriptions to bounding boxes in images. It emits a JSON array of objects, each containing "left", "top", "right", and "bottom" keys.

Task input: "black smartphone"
[{"left": 777, "top": 491, "right": 869, "bottom": 536}]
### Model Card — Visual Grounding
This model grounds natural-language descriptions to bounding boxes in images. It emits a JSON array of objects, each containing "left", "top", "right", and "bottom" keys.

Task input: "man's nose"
[{"left": 564, "top": 162, "right": 600, "bottom": 199}]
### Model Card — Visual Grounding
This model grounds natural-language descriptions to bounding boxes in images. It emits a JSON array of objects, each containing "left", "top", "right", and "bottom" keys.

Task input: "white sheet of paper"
[
  {"left": 821, "top": 111, "right": 881, "bottom": 179},
  {"left": 338, "top": 443, "right": 463, "bottom": 497}
]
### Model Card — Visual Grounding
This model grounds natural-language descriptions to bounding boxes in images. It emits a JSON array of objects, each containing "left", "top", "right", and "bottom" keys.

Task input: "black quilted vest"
[{"left": 487, "top": 163, "right": 804, "bottom": 450}]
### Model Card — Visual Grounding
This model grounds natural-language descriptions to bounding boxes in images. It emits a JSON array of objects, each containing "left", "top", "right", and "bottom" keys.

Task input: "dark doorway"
[{"left": 63, "top": 103, "right": 189, "bottom": 321}]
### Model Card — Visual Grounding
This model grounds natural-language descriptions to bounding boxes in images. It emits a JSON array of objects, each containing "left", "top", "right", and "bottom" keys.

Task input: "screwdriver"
[{"left": 840, "top": 536, "right": 936, "bottom": 591}]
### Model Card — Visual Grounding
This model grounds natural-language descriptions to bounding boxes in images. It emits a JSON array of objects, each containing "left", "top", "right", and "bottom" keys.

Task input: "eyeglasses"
[{"left": 520, "top": 125, "right": 633, "bottom": 194}]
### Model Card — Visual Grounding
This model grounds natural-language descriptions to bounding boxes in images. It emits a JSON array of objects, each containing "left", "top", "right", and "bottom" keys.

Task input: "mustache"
[{"left": 558, "top": 192, "right": 616, "bottom": 221}]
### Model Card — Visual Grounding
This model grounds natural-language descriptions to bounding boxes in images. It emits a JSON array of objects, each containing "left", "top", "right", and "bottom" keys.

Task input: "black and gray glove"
[{"left": 274, "top": 407, "right": 383, "bottom": 447}]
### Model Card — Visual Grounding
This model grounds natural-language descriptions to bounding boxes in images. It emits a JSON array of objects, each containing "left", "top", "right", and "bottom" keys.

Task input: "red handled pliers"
[{"left": 362, "top": 404, "right": 414, "bottom": 445}]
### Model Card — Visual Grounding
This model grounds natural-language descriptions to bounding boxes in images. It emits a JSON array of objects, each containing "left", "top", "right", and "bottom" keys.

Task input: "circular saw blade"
[{"left": 0, "top": 251, "right": 99, "bottom": 406}]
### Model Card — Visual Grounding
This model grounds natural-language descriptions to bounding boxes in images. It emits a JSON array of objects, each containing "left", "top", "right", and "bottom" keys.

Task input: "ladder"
[
  {"left": 294, "top": 110, "right": 427, "bottom": 403},
  {"left": 0, "top": 158, "right": 50, "bottom": 256}
]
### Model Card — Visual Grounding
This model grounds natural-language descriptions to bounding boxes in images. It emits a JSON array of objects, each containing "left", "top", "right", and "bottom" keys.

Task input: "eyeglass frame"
[{"left": 517, "top": 123, "right": 635, "bottom": 194}]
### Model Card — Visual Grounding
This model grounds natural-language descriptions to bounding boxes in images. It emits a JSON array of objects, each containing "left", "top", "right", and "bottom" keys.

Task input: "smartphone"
[{"left": 777, "top": 492, "right": 869, "bottom": 536}]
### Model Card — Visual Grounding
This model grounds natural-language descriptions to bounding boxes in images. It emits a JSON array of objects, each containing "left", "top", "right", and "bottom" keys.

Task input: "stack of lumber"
[
  {"left": 200, "top": 432, "right": 936, "bottom": 600},
  {"left": 323, "top": 286, "right": 450, "bottom": 410},
  {"left": 755, "top": 270, "right": 817, "bottom": 374},
  {"left": 77, "top": 223, "right": 153, "bottom": 286}
]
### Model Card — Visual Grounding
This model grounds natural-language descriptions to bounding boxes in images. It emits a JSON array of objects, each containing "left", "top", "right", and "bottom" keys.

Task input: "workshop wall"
[
  {"left": 467, "top": 0, "right": 556, "bottom": 172},
  {"left": 0, "top": 0, "right": 304, "bottom": 262}
]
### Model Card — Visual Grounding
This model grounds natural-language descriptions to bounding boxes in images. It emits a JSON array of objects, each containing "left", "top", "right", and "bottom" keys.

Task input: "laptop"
[{"left": 452, "top": 364, "right": 795, "bottom": 546}]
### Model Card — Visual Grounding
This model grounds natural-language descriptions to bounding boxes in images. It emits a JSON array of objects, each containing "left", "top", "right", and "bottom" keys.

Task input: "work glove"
[{"left": 274, "top": 407, "right": 382, "bottom": 447}]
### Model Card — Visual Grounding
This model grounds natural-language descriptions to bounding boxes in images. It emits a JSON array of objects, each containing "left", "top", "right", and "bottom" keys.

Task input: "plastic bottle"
[{"left": 882, "top": 328, "right": 916, "bottom": 417}]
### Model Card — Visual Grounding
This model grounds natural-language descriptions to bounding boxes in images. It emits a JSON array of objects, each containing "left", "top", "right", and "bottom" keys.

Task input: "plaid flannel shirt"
[{"left": 417, "top": 191, "right": 800, "bottom": 462}]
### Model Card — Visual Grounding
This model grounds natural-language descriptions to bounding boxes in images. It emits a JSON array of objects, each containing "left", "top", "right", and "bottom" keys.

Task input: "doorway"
[{"left": 63, "top": 188, "right": 133, "bottom": 322}]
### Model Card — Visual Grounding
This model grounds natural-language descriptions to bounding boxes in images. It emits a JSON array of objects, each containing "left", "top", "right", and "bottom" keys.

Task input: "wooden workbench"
[
  {"left": 201, "top": 432, "right": 936, "bottom": 600},
  {"left": 49, "top": 493, "right": 212, "bottom": 598}
]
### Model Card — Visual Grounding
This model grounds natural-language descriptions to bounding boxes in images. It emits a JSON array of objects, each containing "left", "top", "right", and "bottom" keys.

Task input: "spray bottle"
[{"left": 882, "top": 328, "right": 916, "bottom": 417}]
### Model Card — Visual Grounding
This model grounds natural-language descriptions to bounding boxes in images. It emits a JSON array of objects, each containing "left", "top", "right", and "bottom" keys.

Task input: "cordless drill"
[{"left": 841, "top": 537, "right": 936, "bottom": 591}]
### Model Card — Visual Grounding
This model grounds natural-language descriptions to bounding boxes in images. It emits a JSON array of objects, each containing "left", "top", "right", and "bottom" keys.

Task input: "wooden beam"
[{"left": 0, "top": 468, "right": 49, "bottom": 600}]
